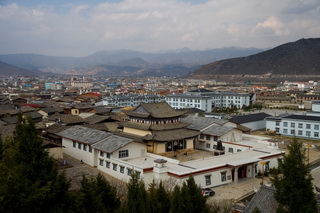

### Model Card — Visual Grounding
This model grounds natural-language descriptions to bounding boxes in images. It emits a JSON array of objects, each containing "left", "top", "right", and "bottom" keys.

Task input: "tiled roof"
[
  {"left": 283, "top": 114, "right": 320, "bottom": 122},
  {"left": 202, "top": 125, "right": 234, "bottom": 136},
  {"left": 181, "top": 116, "right": 228, "bottom": 131},
  {"left": 143, "top": 129, "right": 199, "bottom": 142},
  {"left": 92, "top": 135, "right": 133, "bottom": 153},
  {"left": 119, "top": 121, "right": 190, "bottom": 131},
  {"left": 84, "top": 114, "right": 111, "bottom": 124},
  {"left": 49, "top": 114, "right": 85, "bottom": 125},
  {"left": 243, "top": 185, "right": 277, "bottom": 213},
  {"left": 230, "top": 113, "right": 271, "bottom": 124},
  {"left": 57, "top": 126, "right": 112, "bottom": 144},
  {"left": 125, "top": 102, "right": 186, "bottom": 118}
]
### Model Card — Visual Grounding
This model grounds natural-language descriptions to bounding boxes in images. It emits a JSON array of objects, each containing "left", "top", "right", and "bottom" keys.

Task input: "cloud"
[
  {"left": 252, "top": 16, "right": 289, "bottom": 36},
  {"left": 0, "top": 0, "right": 319, "bottom": 56}
]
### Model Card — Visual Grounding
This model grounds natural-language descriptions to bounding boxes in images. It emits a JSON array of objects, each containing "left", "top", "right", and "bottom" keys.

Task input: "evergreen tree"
[
  {"left": 0, "top": 114, "right": 72, "bottom": 213},
  {"left": 126, "top": 173, "right": 147, "bottom": 213},
  {"left": 170, "top": 185, "right": 183, "bottom": 213},
  {"left": 79, "top": 173, "right": 120, "bottom": 213},
  {"left": 146, "top": 181, "right": 170, "bottom": 213},
  {"left": 271, "top": 138, "right": 317, "bottom": 213}
]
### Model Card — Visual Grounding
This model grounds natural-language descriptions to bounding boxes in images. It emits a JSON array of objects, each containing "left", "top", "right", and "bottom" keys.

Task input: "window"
[
  {"left": 78, "top": 143, "right": 82, "bottom": 149},
  {"left": 298, "top": 123, "right": 303, "bottom": 128},
  {"left": 200, "top": 134, "right": 204, "bottom": 139},
  {"left": 206, "top": 143, "right": 210, "bottom": 148},
  {"left": 283, "top": 122, "right": 288, "bottom": 127},
  {"left": 306, "top": 131, "right": 311, "bottom": 137},
  {"left": 315, "top": 132, "right": 319, "bottom": 137},
  {"left": 99, "top": 159, "right": 103, "bottom": 166},
  {"left": 83, "top": 144, "right": 87, "bottom": 151},
  {"left": 127, "top": 168, "right": 132, "bottom": 176},
  {"left": 315, "top": 125, "right": 319, "bottom": 130},
  {"left": 205, "top": 175, "right": 211, "bottom": 186},
  {"left": 283, "top": 129, "right": 287, "bottom": 134},
  {"left": 113, "top": 164, "right": 117, "bottom": 171},
  {"left": 106, "top": 153, "right": 110, "bottom": 159},
  {"left": 298, "top": 130, "right": 303, "bottom": 135},
  {"left": 136, "top": 171, "right": 141, "bottom": 179},
  {"left": 213, "top": 136, "right": 218, "bottom": 141},
  {"left": 306, "top": 124, "right": 311, "bottom": 129},
  {"left": 206, "top": 135, "right": 211, "bottom": 140},
  {"left": 106, "top": 161, "right": 110, "bottom": 168},
  {"left": 228, "top": 148, "right": 233, "bottom": 153},
  {"left": 89, "top": 146, "right": 92, "bottom": 153},
  {"left": 276, "top": 121, "right": 280, "bottom": 126},
  {"left": 221, "top": 171, "right": 227, "bottom": 182},
  {"left": 100, "top": 151, "right": 104, "bottom": 157},
  {"left": 265, "top": 162, "right": 270, "bottom": 173},
  {"left": 119, "top": 150, "right": 129, "bottom": 158},
  {"left": 291, "top": 123, "right": 295, "bottom": 128},
  {"left": 73, "top": 141, "right": 76, "bottom": 148},
  {"left": 237, "top": 149, "right": 241, "bottom": 152},
  {"left": 120, "top": 166, "right": 125, "bottom": 174},
  {"left": 290, "top": 129, "right": 295, "bottom": 135},
  {"left": 276, "top": 128, "right": 280, "bottom": 133}
]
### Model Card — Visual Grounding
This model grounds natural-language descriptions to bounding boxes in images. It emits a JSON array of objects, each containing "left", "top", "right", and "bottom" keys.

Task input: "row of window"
[
  {"left": 99, "top": 159, "right": 141, "bottom": 179},
  {"left": 205, "top": 171, "right": 227, "bottom": 186},
  {"left": 205, "top": 143, "right": 242, "bottom": 153},
  {"left": 73, "top": 141, "right": 92, "bottom": 153},
  {"left": 200, "top": 134, "right": 219, "bottom": 141},
  {"left": 282, "top": 129, "right": 319, "bottom": 137},
  {"left": 277, "top": 121, "right": 319, "bottom": 130},
  {"left": 100, "top": 150, "right": 128, "bottom": 159}
]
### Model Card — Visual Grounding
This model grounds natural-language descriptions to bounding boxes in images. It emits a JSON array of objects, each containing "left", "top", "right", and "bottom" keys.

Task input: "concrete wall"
[{"left": 62, "top": 138, "right": 95, "bottom": 166}]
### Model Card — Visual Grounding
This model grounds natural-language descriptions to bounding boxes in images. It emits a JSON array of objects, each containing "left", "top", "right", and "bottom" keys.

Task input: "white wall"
[
  {"left": 242, "top": 120, "right": 266, "bottom": 131},
  {"left": 62, "top": 138, "right": 95, "bottom": 166}
]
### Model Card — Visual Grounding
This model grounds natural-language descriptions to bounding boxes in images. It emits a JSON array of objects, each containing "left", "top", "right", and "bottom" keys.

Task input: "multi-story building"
[
  {"left": 102, "top": 94, "right": 165, "bottom": 107},
  {"left": 266, "top": 102, "right": 320, "bottom": 139},
  {"left": 165, "top": 94, "right": 212, "bottom": 112}
]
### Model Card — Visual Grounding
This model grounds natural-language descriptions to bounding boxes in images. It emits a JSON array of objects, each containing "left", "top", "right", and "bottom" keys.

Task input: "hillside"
[
  {"left": 0, "top": 47, "right": 263, "bottom": 76},
  {"left": 188, "top": 38, "right": 320, "bottom": 78},
  {"left": 0, "top": 61, "right": 45, "bottom": 76}
]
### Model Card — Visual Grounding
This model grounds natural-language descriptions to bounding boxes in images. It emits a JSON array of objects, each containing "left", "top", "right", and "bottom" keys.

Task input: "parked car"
[{"left": 201, "top": 188, "right": 215, "bottom": 197}]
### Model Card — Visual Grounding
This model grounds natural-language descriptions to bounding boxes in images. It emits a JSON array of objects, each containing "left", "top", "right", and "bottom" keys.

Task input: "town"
[{"left": 1, "top": 74, "right": 320, "bottom": 212}]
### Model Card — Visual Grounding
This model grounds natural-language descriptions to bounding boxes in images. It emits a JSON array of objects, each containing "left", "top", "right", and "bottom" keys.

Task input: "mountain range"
[
  {"left": 188, "top": 38, "right": 320, "bottom": 79},
  {"left": 0, "top": 47, "right": 263, "bottom": 77}
]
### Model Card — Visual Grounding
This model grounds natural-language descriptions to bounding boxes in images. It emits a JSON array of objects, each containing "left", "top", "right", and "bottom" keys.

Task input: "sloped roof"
[
  {"left": 202, "top": 125, "right": 234, "bottom": 136},
  {"left": 243, "top": 185, "right": 277, "bottom": 213},
  {"left": 230, "top": 113, "right": 271, "bottom": 124},
  {"left": 57, "top": 125, "right": 112, "bottom": 144},
  {"left": 119, "top": 121, "right": 190, "bottom": 131},
  {"left": 188, "top": 88, "right": 214, "bottom": 93},
  {"left": 181, "top": 116, "right": 228, "bottom": 131},
  {"left": 125, "top": 102, "right": 185, "bottom": 118},
  {"left": 143, "top": 129, "right": 199, "bottom": 142},
  {"left": 92, "top": 135, "right": 133, "bottom": 153},
  {"left": 49, "top": 114, "right": 85, "bottom": 125},
  {"left": 84, "top": 114, "right": 111, "bottom": 124},
  {"left": 283, "top": 114, "right": 320, "bottom": 122}
]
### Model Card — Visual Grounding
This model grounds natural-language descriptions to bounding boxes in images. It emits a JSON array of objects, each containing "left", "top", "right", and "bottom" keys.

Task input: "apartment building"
[
  {"left": 165, "top": 94, "right": 212, "bottom": 112},
  {"left": 102, "top": 94, "right": 165, "bottom": 107}
]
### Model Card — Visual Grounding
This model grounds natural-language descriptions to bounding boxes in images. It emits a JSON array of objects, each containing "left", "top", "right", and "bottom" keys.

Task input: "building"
[
  {"left": 58, "top": 103, "right": 283, "bottom": 188},
  {"left": 230, "top": 113, "right": 271, "bottom": 131},
  {"left": 165, "top": 94, "right": 213, "bottom": 112},
  {"left": 102, "top": 94, "right": 165, "bottom": 107}
]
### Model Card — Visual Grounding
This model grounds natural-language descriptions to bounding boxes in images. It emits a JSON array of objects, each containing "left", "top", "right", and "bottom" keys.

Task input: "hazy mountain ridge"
[
  {"left": 0, "top": 61, "right": 48, "bottom": 76},
  {"left": 0, "top": 47, "right": 264, "bottom": 76},
  {"left": 188, "top": 38, "right": 320, "bottom": 78}
]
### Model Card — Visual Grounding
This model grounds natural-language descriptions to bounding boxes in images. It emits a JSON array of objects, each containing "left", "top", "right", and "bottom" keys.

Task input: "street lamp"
[{"left": 260, "top": 161, "right": 266, "bottom": 185}]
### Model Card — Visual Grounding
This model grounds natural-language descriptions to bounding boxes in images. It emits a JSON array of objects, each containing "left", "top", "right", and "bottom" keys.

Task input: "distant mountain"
[
  {"left": 188, "top": 38, "right": 320, "bottom": 78},
  {"left": 0, "top": 47, "right": 264, "bottom": 76},
  {"left": 0, "top": 61, "right": 46, "bottom": 76}
]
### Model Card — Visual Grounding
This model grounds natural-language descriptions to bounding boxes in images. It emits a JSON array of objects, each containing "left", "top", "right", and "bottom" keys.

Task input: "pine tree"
[
  {"left": 155, "top": 181, "right": 170, "bottom": 213},
  {"left": 79, "top": 173, "right": 120, "bottom": 213},
  {"left": 0, "top": 113, "right": 72, "bottom": 213},
  {"left": 126, "top": 173, "right": 147, "bottom": 213},
  {"left": 271, "top": 138, "right": 317, "bottom": 213}
]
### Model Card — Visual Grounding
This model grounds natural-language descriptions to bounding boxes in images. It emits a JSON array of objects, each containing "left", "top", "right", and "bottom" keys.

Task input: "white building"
[
  {"left": 102, "top": 94, "right": 165, "bottom": 107},
  {"left": 165, "top": 94, "right": 212, "bottom": 112}
]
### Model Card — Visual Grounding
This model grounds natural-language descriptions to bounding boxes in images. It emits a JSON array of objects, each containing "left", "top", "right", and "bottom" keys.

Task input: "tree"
[
  {"left": 126, "top": 173, "right": 147, "bottom": 213},
  {"left": 146, "top": 181, "right": 170, "bottom": 213},
  {"left": 271, "top": 138, "right": 317, "bottom": 213},
  {"left": 0, "top": 113, "right": 73, "bottom": 213},
  {"left": 79, "top": 173, "right": 120, "bottom": 213}
]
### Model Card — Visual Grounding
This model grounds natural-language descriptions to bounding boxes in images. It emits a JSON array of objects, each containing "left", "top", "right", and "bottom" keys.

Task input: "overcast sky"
[{"left": 0, "top": 0, "right": 319, "bottom": 56}]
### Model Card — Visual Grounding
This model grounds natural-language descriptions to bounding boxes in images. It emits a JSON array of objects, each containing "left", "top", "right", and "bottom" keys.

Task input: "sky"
[{"left": 0, "top": 0, "right": 319, "bottom": 57}]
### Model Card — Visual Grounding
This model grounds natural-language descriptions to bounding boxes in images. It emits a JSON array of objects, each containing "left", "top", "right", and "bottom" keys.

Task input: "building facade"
[{"left": 102, "top": 94, "right": 165, "bottom": 107}]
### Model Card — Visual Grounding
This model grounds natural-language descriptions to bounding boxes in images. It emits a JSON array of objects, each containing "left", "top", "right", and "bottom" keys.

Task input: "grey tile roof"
[
  {"left": 57, "top": 126, "right": 112, "bottom": 144},
  {"left": 143, "top": 129, "right": 199, "bottom": 142},
  {"left": 181, "top": 116, "right": 228, "bottom": 131},
  {"left": 202, "top": 125, "right": 234, "bottom": 136},
  {"left": 243, "top": 185, "right": 277, "bottom": 213},
  {"left": 84, "top": 114, "right": 111, "bottom": 124},
  {"left": 119, "top": 121, "right": 190, "bottom": 131},
  {"left": 283, "top": 114, "right": 320, "bottom": 122},
  {"left": 230, "top": 113, "right": 271, "bottom": 124},
  {"left": 92, "top": 135, "right": 133, "bottom": 153}
]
